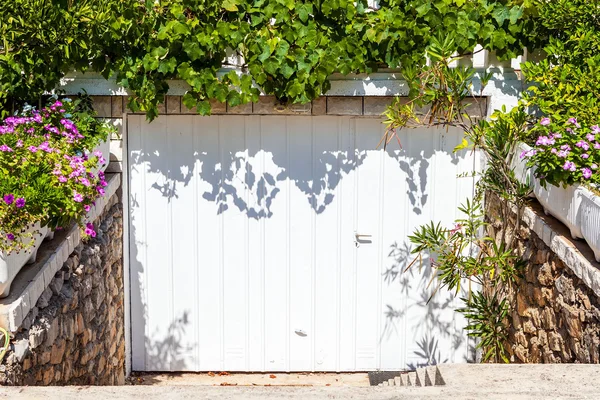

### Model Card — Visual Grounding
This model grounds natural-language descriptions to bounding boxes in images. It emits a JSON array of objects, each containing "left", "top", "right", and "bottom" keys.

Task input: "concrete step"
[
  {"left": 414, "top": 368, "right": 426, "bottom": 387},
  {"left": 374, "top": 365, "right": 447, "bottom": 388}
]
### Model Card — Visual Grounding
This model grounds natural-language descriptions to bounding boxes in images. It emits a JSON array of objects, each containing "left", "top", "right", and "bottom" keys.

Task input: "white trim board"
[{"left": 59, "top": 72, "right": 523, "bottom": 114}]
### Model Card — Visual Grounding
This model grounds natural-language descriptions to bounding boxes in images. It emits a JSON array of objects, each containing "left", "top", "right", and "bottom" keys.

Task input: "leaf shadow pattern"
[
  {"left": 127, "top": 115, "right": 447, "bottom": 219},
  {"left": 382, "top": 243, "right": 471, "bottom": 367},
  {"left": 145, "top": 311, "right": 195, "bottom": 371},
  {"left": 127, "top": 116, "right": 471, "bottom": 369}
]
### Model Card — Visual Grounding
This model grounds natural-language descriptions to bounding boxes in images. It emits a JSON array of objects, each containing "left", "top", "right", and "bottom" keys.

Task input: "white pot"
[
  {"left": 0, "top": 222, "right": 48, "bottom": 298},
  {"left": 44, "top": 228, "right": 54, "bottom": 241},
  {"left": 532, "top": 178, "right": 583, "bottom": 240},
  {"left": 510, "top": 142, "right": 533, "bottom": 187},
  {"left": 579, "top": 187, "right": 600, "bottom": 262},
  {"left": 88, "top": 138, "right": 110, "bottom": 174}
]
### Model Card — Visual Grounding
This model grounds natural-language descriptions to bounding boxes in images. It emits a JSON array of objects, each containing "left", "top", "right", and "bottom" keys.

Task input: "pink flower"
[
  {"left": 450, "top": 223, "right": 463, "bottom": 235},
  {"left": 592, "top": 164, "right": 598, "bottom": 170},
  {"left": 79, "top": 178, "right": 91, "bottom": 187},
  {"left": 97, "top": 187, "right": 105, "bottom": 196},
  {"left": 568, "top": 117, "right": 581, "bottom": 128},
  {"left": 28, "top": 146, "right": 38, "bottom": 153},
  {"left": 16, "top": 140, "right": 23, "bottom": 148},
  {"left": 540, "top": 117, "right": 551, "bottom": 126},
  {"left": 576, "top": 140, "right": 590, "bottom": 150},
  {"left": 84, "top": 223, "right": 96, "bottom": 238},
  {"left": 0, "top": 144, "right": 13, "bottom": 152},
  {"left": 592, "top": 125, "right": 600, "bottom": 134},
  {"left": 595, "top": 142, "right": 600, "bottom": 150},
  {"left": 15, "top": 197, "right": 25, "bottom": 208},
  {"left": 38, "top": 142, "right": 52, "bottom": 152},
  {"left": 84, "top": 205, "right": 91, "bottom": 212},
  {"left": 587, "top": 133, "right": 597, "bottom": 142},
  {"left": 563, "top": 161, "right": 576, "bottom": 171},
  {"left": 582, "top": 168, "right": 593, "bottom": 179},
  {"left": 582, "top": 153, "right": 590, "bottom": 159},
  {"left": 6, "top": 233, "right": 14, "bottom": 241},
  {"left": 73, "top": 192, "right": 84, "bottom": 202},
  {"left": 536, "top": 136, "right": 555, "bottom": 146},
  {"left": 58, "top": 176, "right": 68, "bottom": 183}
]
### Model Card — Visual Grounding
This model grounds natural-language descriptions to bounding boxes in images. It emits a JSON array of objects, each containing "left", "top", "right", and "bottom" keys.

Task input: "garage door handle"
[{"left": 354, "top": 232, "right": 372, "bottom": 247}]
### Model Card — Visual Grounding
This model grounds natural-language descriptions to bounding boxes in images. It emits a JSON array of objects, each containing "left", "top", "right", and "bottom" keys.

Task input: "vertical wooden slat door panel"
[{"left": 129, "top": 115, "right": 477, "bottom": 372}]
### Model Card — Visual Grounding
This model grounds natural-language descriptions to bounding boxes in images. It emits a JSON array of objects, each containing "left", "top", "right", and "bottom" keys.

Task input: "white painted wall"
[{"left": 128, "top": 115, "right": 479, "bottom": 372}]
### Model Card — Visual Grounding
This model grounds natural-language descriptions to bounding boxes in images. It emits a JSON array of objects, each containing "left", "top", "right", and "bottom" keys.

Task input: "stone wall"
[
  {"left": 0, "top": 197, "right": 125, "bottom": 385},
  {"left": 486, "top": 194, "right": 600, "bottom": 363}
]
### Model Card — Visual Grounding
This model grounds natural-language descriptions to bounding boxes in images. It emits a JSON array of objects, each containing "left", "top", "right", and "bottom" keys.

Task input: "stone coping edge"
[
  {"left": 0, "top": 174, "right": 121, "bottom": 332},
  {"left": 519, "top": 203, "right": 600, "bottom": 299}
]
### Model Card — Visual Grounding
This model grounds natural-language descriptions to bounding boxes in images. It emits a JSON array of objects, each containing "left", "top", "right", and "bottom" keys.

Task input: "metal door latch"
[{"left": 354, "top": 231, "right": 372, "bottom": 247}]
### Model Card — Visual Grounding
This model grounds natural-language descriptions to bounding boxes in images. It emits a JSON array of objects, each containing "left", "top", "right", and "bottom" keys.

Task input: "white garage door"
[{"left": 128, "top": 114, "right": 477, "bottom": 372}]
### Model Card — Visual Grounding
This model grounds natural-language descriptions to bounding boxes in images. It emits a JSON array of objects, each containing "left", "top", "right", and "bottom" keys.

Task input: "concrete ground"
[
  {"left": 2, "top": 364, "right": 600, "bottom": 399},
  {"left": 128, "top": 371, "right": 370, "bottom": 386}
]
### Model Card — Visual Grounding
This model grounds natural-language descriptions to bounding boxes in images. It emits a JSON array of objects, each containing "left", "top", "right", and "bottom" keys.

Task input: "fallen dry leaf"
[
  {"left": 219, "top": 371, "right": 231, "bottom": 376},
  {"left": 220, "top": 382, "right": 237, "bottom": 386},
  {"left": 269, "top": 374, "right": 277, "bottom": 379},
  {"left": 207, "top": 372, "right": 215, "bottom": 377},
  {"left": 326, "top": 384, "right": 331, "bottom": 386}
]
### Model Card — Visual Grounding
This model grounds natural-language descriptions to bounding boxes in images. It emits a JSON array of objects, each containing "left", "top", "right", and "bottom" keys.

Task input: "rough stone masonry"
[
  {"left": 486, "top": 193, "right": 600, "bottom": 363},
  {"left": 0, "top": 197, "right": 125, "bottom": 385}
]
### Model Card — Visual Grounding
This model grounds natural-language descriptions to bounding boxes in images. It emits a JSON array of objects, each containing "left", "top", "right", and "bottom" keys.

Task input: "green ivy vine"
[{"left": 1, "top": 0, "right": 543, "bottom": 119}]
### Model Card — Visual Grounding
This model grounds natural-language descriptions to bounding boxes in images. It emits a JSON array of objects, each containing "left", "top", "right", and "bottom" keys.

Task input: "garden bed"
[
  {"left": 0, "top": 174, "right": 120, "bottom": 332},
  {"left": 512, "top": 142, "right": 600, "bottom": 262}
]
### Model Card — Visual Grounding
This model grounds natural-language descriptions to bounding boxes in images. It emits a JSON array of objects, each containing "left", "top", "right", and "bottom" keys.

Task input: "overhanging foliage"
[{"left": 1, "top": 0, "right": 542, "bottom": 119}]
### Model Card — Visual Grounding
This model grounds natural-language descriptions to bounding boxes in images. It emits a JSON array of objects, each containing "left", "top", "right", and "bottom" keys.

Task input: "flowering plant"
[
  {"left": 0, "top": 97, "right": 111, "bottom": 253},
  {"left": 523, "top": 117, "right": 600, "bottom": 187}
]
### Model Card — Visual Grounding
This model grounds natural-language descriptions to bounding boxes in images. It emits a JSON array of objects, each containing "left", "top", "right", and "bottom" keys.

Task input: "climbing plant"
[
  {"left": 1, "top": 0, "right": 543, "bottom": 119},
  {"left": 522, "top": 0, "right": 600, "bottom": 126},
  {"left": 385, "top": 36, "right": 532, "bottom": 362}
]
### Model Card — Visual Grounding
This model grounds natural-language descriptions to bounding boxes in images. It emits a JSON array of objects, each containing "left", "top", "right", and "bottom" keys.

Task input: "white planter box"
[
  {"left": 87, "top": 138, "right": 110, "bottom": 174},
  {"left": 532, "top": 179, "right": 583, "bottom": 240},
  {"left": 579, "top": 187, "right": 600, "bottom": 262},
  {"left": 0, "top": 222, "right": 48, "bottom": 298},
  {"left": 510, "top": 142, "right": 534, "bottom": 187}
]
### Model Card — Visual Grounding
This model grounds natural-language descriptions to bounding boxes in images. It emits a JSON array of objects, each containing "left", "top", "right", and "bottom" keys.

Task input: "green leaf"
[
  {"left": 453, "top": 137, "right": 469, "bottom": 152},
  {"left": 197, "top": 100, "right": 212, "bottom": 115},
  {"left": 223, "top": 0, "right": 240, "bottom": 12}
]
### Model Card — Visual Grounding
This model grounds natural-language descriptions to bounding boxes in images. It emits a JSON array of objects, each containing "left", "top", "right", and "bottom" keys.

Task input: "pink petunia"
[
  {"left": 84, "top": 223, "right": 96, "bottom": 238},
  {"left": 568, "top": 117, "right": 581, "bottom": 128},
  {"left": 563, "top": 161, "right": 576, "bottom": 171},
  {"left": 540, "top": 117, "right": 551, "bottom": 126}
]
